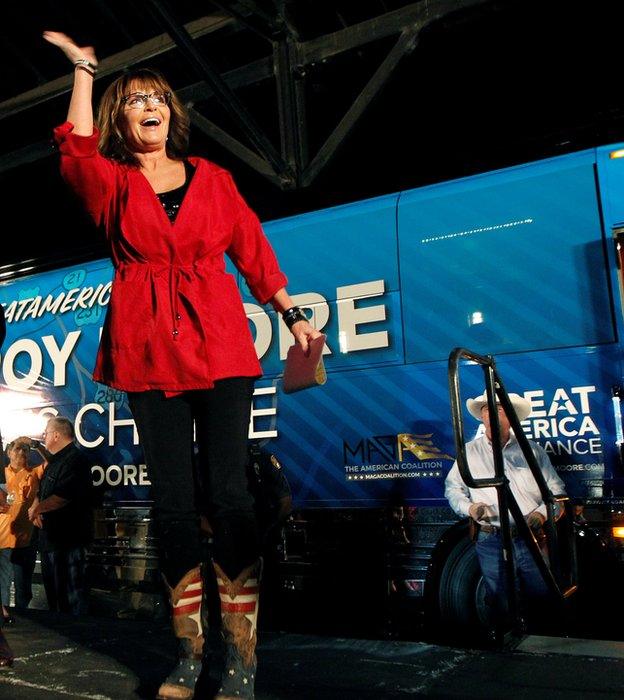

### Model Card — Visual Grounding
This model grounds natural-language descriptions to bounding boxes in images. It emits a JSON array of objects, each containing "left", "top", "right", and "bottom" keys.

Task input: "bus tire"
[{"left": 438, "top": 536, "right": 490, "bottom": 629}]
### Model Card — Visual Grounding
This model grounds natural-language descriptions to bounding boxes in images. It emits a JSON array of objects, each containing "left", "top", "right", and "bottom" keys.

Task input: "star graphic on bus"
[{"left": 398, "top": 433, "right": 453, "bottom": 461}]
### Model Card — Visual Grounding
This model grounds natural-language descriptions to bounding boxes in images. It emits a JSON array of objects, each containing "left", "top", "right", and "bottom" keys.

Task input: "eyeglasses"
[{"left": 121, "top": 91, "right": 172, "bottom": 109}]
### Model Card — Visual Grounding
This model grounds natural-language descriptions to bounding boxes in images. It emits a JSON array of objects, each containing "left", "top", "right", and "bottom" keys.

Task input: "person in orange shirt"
[
  {"left": 0, "top": 439, "right": 40, "bottom": 620},
  {"left": 0, "top": 489, "right": 11, "bottom": 666}
]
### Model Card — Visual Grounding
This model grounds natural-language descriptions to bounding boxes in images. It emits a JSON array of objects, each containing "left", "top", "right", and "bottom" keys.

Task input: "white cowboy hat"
[{"left": 466, "top": 391, "right": 532, "bottom": 422}]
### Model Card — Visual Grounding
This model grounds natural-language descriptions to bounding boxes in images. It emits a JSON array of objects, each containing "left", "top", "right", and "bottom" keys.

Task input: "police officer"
[
  {"left": 246, "top": 442, "right": 292, "bottom": 543},
  {"left": 246, "top": 442, "right": 292, "bottom": 631},
  {"left": 195, "top": 443, "right": 292, "bottom": 640}
]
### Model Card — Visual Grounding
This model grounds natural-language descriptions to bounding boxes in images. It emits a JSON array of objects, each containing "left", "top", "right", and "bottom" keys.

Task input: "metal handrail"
[{"left": 448, "top": 347, "right": 578, "bottom": 636}]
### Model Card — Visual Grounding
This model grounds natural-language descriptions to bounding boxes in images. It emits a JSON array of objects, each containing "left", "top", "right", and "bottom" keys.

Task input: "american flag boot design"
[
  {"left": 157, "top": 567, "right": 204, "bottom": 700},
  {"left": 213, "top": 560, "right": 262, "bottom": 700}
]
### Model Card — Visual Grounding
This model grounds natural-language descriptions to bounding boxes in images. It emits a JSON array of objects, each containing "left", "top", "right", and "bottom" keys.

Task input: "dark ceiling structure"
[
  {"left": 1, "top": 0, "right": 490, "bottom": 188},
  {"left": 2, "top": 0, "right": 624, "bottom": 268}
]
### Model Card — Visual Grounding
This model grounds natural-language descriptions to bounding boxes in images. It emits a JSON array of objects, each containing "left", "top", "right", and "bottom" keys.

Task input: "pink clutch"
[{"left": 283, "top": 334, "right": 327, "bottom": 394}]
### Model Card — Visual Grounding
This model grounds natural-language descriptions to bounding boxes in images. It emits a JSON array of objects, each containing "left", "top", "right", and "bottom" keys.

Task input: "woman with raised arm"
[{"left": 44, "top": 31, "right": 320, "bottom": 700}]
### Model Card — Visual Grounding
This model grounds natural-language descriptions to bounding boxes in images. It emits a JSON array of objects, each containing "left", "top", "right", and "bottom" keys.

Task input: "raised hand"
[
  {"left": 43, "top": 31, "right": 98, "bottom": 66},
  {"left": 43, "top": 30, "right": 97, "bottom": 130}
]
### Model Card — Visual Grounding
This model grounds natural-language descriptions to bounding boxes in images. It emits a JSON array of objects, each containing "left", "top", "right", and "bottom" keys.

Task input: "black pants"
[
  {"left": 40, "top": 546, "right": 88, "bottom": 615},
  {"left": 11, "top": 544, "right": 37, "bottom": 609},
  {"left": 128, "top": 377, "right": 259, "bottom": 585}
]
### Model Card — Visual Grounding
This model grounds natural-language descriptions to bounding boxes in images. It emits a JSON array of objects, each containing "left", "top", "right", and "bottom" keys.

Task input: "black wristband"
[{"left": 282, "top": 306, "right": 307, "bottom": 330}]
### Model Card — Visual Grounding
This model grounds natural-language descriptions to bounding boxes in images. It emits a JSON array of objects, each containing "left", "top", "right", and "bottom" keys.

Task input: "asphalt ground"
[{"left": 1, "top": 610, "right": 624, "bottom": 699}]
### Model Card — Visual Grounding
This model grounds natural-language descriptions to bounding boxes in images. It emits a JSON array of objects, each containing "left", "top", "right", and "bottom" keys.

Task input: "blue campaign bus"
[{"left": 1, "top": 142, "right": 624, "bottom": 633}]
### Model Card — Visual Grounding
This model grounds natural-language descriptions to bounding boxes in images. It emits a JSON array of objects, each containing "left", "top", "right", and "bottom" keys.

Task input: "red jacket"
[{"left": 54, "top": 122, "right": 287, "bottom": 392}]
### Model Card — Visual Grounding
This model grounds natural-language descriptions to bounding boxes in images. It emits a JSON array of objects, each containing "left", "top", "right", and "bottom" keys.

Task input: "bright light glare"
[
  {"left": 338, "top": 331, "right": 348, "bottom": 354},
  {"left": 0, "top": 388, "right": 48, "bottom": 445},
  {"left": 614, "top": 396, "right": 623, "bottom": 446},
  {"left": 469, "top": 311, "right": 484, "bottom": 326}
]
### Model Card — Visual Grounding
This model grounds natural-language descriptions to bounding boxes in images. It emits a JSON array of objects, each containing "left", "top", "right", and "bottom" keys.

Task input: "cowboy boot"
[
  {"left": 157, "top": 567, "right": 203, "bottom": 700},
  {"left": 213, "top": 560, "right": 261, "bottom": 700},
  {"left": 193, "top": 561, "right": 224, "bottom": 697}
]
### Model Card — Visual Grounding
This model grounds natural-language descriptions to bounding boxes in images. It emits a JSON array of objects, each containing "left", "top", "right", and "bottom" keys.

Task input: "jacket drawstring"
[{"left": 170, "top": 267, "right": 181, "bottom": 341}]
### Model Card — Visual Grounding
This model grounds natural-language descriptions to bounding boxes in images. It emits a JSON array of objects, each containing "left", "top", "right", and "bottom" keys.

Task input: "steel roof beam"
[
  {"left": 0, "top": 140, "right": 56, "bottom": 173},
  {"left": 0, "top": 0, "right": 491, "bottom": 188},
  {"left": 302, "top": 27, "right": 419, "bottom": 187},
  {"left": 187, "top": 106, "right": 282, "bottom": 186},
  {"left": 176, "top": 56, "right": 273, "bottom": 103},
  {"left": 0, "top": 14, "right": 234, "bottom": 121},
  {"left": 209, "top": 0, "right": 287, "bottom": 42},
  {"left": 0, "top": 56, "right": 275, "bottom": 176},
  {"left": 145, "top": 0, "right": 293, "bottom": 184},
  {"left": 168, "top": 1, "right": 490, "bottom": 105},
  {"left": 298, "top": 0, "right": 490, "bottom": 185},
  {"left": 300, "top": 0, "right": 488, "bottom": 66},
  {"left": 274, "top": 37, "right": 308, "bottom": 187}
]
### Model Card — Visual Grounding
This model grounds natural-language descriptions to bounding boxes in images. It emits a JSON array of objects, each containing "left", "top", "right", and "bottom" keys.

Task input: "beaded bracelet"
[
  {"left": 74, "top": 58, "right": 98, "bottom": 74},
  {"left": 282, "top": 306, "right": 307, "bottom": 330}
]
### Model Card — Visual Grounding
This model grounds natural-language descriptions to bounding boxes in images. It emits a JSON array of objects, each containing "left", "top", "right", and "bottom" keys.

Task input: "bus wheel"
[{"left": 438, "top": 536, "right": 490, "bottom": 629}]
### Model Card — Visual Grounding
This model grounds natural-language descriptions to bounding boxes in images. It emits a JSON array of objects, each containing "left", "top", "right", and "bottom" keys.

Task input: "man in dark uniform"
[
  {"left": 246, "top": 442, "right": 292, "bottom": 544},
  {"left": 28, "top": 416, "right": 93, "bottom": 615},
  {"left": 194, "top": 442, "right": 292, "bottom": 685},
  {"left": 246, "top": 442, "right": 292, "bottom": 630}
]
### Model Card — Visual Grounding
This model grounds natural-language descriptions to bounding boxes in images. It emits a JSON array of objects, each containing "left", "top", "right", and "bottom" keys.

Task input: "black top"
[
  {"left": 38, "top": 443, "right": 94, "bottom": 552},
  {"left": 156, "top": 160, "right": 196, "bottom": 223}
]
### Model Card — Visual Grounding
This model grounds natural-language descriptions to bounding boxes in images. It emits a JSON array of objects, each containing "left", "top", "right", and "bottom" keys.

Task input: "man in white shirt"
[{"left": 444, "top": 391, "right": 565, "bottom": 623}]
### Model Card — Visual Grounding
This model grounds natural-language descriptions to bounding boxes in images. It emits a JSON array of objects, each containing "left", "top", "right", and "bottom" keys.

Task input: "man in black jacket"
[{"left": 28, "top": 416, "right": 93, "bottom": 615}]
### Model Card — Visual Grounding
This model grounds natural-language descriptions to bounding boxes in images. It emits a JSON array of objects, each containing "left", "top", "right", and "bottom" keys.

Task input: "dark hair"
[{"left": 97, "top": 68, "right": 190, "bottom": 166}]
